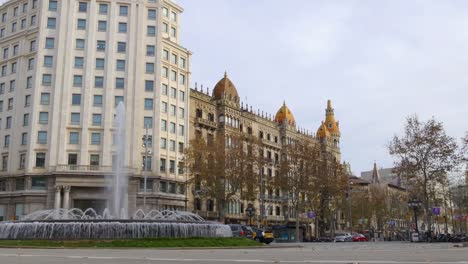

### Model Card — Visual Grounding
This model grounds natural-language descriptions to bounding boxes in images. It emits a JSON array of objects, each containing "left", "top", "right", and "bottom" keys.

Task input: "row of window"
[
  {"left": 139, "top": 179, "right": 185, "bottom": 194},
  {"left": 1, "top": 0, "right": 37, "bottom": 23},
  {"left": 0, "top": 177, "right": 45, "bottom": 192},
  {"left": 0, "top": 14, "right": 37, "bottom": 38}
]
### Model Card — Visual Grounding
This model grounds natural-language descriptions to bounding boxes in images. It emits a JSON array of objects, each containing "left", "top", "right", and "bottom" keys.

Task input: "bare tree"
[{"left": 388, "top": 115, "right": 459, "bottom": 239}]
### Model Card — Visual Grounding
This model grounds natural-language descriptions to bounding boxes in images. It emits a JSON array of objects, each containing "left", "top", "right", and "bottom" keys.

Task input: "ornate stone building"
[{"left": 189, "top": 73, "right": 342, "bottom": 226}]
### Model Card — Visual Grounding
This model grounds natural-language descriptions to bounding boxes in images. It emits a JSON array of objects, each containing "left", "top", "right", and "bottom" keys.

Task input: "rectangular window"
[
  {"left": 72, "top": 94, "right": 81, "bottom": 105},
  {"left": 12, "top": 61, "right": 18, "bottom": 73},
  {"left": 37, "top": 131, "right": 48, "bottom": 144},
  {"left": 144, "top": 117, "right": 153, "bottom": 128},
  {"left": 90, "top": 155, "right": 99, "bottom": 166},
  {"left": 74, "top": 57, "right": 84, "bottom": 68},
  {"left": 98, "top": 20, "right": 107, "bottom": 32},
  {"left": 146, "top": 63, "right": 154, "bottom": 73},
  {"left": 169, "top": 140, "right": 175, "bottom": 151},
  {"left": 179, "top": 107, "right": 185, "bottom": 118},
  {"left": 19, "top": 153, "right": 26, "bottom": 169},
  {"left": 4, "top": 135, "right": 9, "bottom": 147},
  {"left": 44, "top": 55, "right": 53, "bottom": 67},
  {"left": 35, "top": 153, "right": 46, "bottom": 168},
  {"left": 147, "top": 26, "right": 156, "bottom": 36},
  {"left": 69, "top": 132, "right": 79, "bottom": 144},
  {"left": 178, "top": 142, "right": 184, "bottom": 153},
  {"left": 161, "top": 102, "right": 167, "bottom": 113},
  {"left": 115, "top": 78, "right": 125, "bottom": 89},
  {"left": 21, "top": 133, "right": 27, "bottom": 145},
  {"left": 1, "top": 155, "right": 7, "bottom": 170},
  {"left": 99, "top": 3, "right": 108, "bottom": 14},
  {"left": 179, "top": 74, "right": 185, "bottom": 85},
  {"left": 0, "top": 83, "right": 4, "bottom": 94},
  {"left": 171, "top": 54, "right": 177, "bottom": 64},
  {"left": 26, "top": 76, "right": 33, "bottom": 89},
  {"left": 31, "top": 177, "right": 46, "bottom": 190},
  {"left": 163, "top": 23, "right": 168, "bottom": 33},
  {"left": 161, "top": 119, "right": 167, "bottom": 131},
  {"left": 169, "top": 160, "right": 175, "bottom": 173},
  {"left": 92, "top": 114, "right": 102, "bottom": 126},
  {"left": 162, "top": 84, "right": 168, "bottom": 95},
  {"left": 159, "top": 181, "right": 167, "bottom": 192},
  {"left": 144, "top": 98, "right": 153, "bottom": 110},
  {"left": 171, "top": 11, "right": 177, "bottom": 21},
  {"left": 160, "top": 158, "right": 166, "bottom": 172},
  {"left": 13, "top": 45, "right": 18, "bottom": 56},
  {"left": 78, "top": 2, "right": 88, "bottom": 12},
  {"left": 178, "top": 125, "right": 185, "bottom": 136},
  {"left": 68, "top": 153, "right": 78, "bottom": 165},
  {"left": 45, "top": 38, "right": 55, "bottom": 48},
  {"left": 77, "top": 19, "right": 86, "bottom": 29},
  {"left": 73, "top": 75, "right": 83, "bottom": 86},
  {"left": 160, "top": 138, "right": 167, "bottom": 149},
  {"left": 16, "top": 179, "right": 25, "bottom": 191},
  {"left": 30, "top": 15, "right": 37, "bottom": 26},
  {"left": 179, "top": 91, "right": 185, "bottom": 101},
  {"left": 96, "top": 58, "right": 105, "bottom": 69},
  {"left": 148, "top": 9, "right": 156, "bottom": 20},
  {"left": 70, "top": 113, "right": 80, "bottom": 125},
  {"left": 169, "top": 122, "right": 175, "bottom": 133},
  {"left": 95, "top": 76, "right": 104, "bottom": 88},
  {"left": 163, "top": 50, "right": 169, "bottom": 60},
  {"left": 42, "top": 74, "right": 52, "bottom": 85},
  {"left": 76, "top": 39, "right": 85, "bottom": 49},
  {"left": 93, "top": 95, "right": 103, "bottom": 106},
  {"left": 118, "top": 22, "right": 127, "bottom": 33},
  {"left": 39, "top": 112, "right": 49, "bottom": 124},
  {"left": 117, "top": 42, "right": 126, "bottom": 53},
  {"left": 141, "top": 158, "right": 152, "bottom": 172},
  {"left": 9, "top": 80, "right": 15, "bottom": 92},
  {"left": 49, "top": 1, "right": 58, "bottom": 11},
  {"left": 97, "top": 40, "right": 106, "bottom": 51},
  {"left": 170, "top": 104, "right": 176, "bottom": 116},
  {"left": 47, "top": 17, "right": 56, "bottom": 29},
  {"left": 23, "top": 114, "right": 29, "bottom": 126},
  {"left": 115, "top": 96, "right": 123, "bottom": 106},
  {"left": 40, "top": 93, "right": 50, "bottom": 105},
  {"left": 146, "top": 45, "right": 155, "bottom": 56},
  {"left": 116, "top": 60, "right": 125, "bottom": 71},
  {"left": 170, "top": 87, "right": 176, "bottom": 98},
  {"left": 145, "top": 80, "right": 154, "bottom": 91},
  {"left": 119, "top": 6, "right": 128, "bottom": 16},
  {"left": 162, "top": 67, "right": 168, "bottom": 78},
  {"left": 8, "top": 98, "right": 14, "bottom": 109},
  {"left": 171, "top": 27, "right": 176, "bottom": 38},
  {"left": 91, "top": 133, "right": 101, "bottom": 145},
  {"left": 170, "top": 70, "right": 177, "bottom": 81}
]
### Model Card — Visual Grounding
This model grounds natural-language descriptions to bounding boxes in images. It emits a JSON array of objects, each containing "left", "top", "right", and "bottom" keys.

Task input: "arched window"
[{"left": 196, "top": 109, "right": 203, "bottom": 118}]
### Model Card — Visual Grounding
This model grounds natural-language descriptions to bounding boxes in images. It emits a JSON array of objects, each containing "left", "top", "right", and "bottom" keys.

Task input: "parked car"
[
  {"left": 334, "top": 233, "right": 352, "bottom": 242},
  {"left": 352, "top": 233, "right": 369, "bottom": 242},
  {"left": 252, "top": 228, "right": 275, "bottom": 244},
  {"left": 229, "top": 224, "right": 254, "bottom": 239}
]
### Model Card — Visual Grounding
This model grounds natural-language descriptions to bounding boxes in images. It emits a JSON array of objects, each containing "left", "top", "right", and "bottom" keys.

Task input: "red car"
[{"left": 352, "top": 234, "right": 369, "bottom": 242}]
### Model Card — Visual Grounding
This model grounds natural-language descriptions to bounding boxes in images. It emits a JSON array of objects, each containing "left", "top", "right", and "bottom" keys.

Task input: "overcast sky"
[
  {"left": 1, "top": 0, "right": 466, "bottom": 175},
  {"left": 177, "top": 0, "right": 468, "bottom": 175}
]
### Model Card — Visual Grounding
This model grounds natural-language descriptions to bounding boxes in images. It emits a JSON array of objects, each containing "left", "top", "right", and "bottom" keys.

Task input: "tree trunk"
[{"left": 295, "top": 203, "right": 300, "bottom": 242}]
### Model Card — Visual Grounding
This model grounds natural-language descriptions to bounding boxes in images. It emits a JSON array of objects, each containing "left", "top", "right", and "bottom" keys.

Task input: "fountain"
[{"left": 0, "top": 103, "right": 232, "bottom": 240}]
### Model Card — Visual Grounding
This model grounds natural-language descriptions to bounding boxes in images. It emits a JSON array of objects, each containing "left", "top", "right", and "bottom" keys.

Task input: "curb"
[{"left": 0, "top": 245, "right": 302, "bottom": 250}]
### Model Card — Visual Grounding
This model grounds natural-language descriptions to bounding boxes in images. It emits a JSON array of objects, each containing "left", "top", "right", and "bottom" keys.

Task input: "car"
[
  {"left": 252, "top": 228, "right": 275, "bottom": 244},
  {"left": 352, "top": 233, "right": 369, "bottom": 242},
  {"left": 334, "top": 233, "right": 352, "bottom": 242},
  {"left": 228, "top": 224, "right": 254, "bottom": 239}
]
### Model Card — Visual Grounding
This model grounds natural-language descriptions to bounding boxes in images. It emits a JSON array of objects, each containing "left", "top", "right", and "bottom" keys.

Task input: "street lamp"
[
  {"left": 407, "top": 198, "right": 422, "bottom": 241},
  {"left": 142, "top": 124, "right": 150, "bottom": 210}
]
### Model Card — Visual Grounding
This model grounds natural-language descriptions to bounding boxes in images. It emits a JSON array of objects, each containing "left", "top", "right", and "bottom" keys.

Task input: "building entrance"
[{"left": 73, "top": 199, "right": 107, "bottom": 215}]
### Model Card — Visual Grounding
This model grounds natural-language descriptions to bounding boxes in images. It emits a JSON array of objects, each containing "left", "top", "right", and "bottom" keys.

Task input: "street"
[{"left": 0, "top": 242, "right": 467, "bottom": 264}]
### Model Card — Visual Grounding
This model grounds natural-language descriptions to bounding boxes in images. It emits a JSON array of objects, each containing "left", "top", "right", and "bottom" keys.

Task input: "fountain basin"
[{"left": 0, "top": 220, "right": 232, "bottom": 240}]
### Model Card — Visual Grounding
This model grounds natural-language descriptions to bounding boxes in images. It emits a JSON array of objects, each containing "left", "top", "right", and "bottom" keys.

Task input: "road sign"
[
  {"left": 432, "top": 207, "right": 441, "bottom": 215},
  {"left": 307, "top": 212, "right": 316, "bottom": 219}
]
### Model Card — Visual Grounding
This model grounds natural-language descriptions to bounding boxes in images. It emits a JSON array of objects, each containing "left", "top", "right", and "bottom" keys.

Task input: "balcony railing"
[
  {"left": 53, "top": 165, "right": 137, "bottom": 174},
  {"left": 195, "top": 118, "right": 217, "bottom": 129},
  {"left": 266, "top": 215, "right": 285, "bottom": 221}
]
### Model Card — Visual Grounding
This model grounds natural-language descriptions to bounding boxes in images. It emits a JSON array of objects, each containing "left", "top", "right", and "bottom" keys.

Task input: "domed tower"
[
  {"left": 316, "top": 121, "right": 331, "bottom": 142},
  {"left": 324, "top": 100, "right": 340, "bottom": 147},
  {"left": 212, "top": 72, "right": 239, "bottom": 106},
  {"left": 275, "top": 101, "right": 296, "bottom": 127}
]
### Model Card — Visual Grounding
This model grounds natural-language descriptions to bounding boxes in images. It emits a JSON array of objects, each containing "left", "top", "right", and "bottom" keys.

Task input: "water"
[{"left": 113, "top": 102, "right": 128, "bottom": 218}]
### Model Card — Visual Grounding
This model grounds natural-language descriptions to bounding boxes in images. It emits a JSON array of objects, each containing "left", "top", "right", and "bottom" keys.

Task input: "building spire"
[{"left": 371, "top": 162, "right": 380, "bottom": 184}]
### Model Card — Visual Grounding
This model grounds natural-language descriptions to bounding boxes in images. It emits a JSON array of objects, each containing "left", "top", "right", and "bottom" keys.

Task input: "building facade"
[
  {"left": 0, "top": 0, "right": 191, "bottom": 220},
  {"left": 188, "top": 73, "right": 342, "bottom": 228}
]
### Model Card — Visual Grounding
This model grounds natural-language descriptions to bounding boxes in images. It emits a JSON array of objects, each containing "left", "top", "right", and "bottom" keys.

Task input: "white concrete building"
[{"left": 0, "top": 0, "right": 191, "bottom": 220}]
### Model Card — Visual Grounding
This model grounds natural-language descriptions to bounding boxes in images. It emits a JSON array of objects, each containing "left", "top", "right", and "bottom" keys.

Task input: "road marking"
[{"left": 1, "top": 254, "right": 468, "bottom": 264}]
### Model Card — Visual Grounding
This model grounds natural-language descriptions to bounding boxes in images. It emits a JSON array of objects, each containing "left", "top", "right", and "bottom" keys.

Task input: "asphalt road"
[{"left": 0, "top": 242, "right": 467, "bottom": 264}]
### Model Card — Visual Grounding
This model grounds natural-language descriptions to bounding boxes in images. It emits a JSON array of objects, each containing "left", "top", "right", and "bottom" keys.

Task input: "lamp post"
[{"left": 407, "top": 198, "right": 422, "bottom": 242}]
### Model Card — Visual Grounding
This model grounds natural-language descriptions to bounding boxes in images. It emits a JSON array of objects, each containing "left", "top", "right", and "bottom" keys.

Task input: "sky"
[
  {"left": 1, "top": 0, "right": 466, "bottom": 175},
  {"left": 177, "top": 0, "right": 468, "bottom": 175}
]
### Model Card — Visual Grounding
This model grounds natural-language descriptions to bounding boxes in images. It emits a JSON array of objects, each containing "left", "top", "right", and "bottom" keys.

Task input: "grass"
[{"left": 0, "top": 237, "right": 261, "bottom": 248}]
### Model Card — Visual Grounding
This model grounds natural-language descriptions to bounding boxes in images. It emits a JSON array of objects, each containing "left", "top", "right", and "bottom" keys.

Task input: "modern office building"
[{"left": 0, "top": 0, "right": 191, "bottom": 220}]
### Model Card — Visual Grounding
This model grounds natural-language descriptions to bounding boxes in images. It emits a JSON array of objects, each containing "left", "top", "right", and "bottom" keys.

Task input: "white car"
[{"left": 334, "top": 233, "right": 352, "bottom": 242}]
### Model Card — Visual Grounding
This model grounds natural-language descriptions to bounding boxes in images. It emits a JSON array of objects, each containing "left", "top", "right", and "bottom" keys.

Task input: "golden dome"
[
  {"left": 275, "top": 101, "right": 296, "bottom": 125},
  {"left": 212, "top": 72, "right": 239, "bottom": 100},
  {"left": 316, "top": 122, "right": 331, "bottom": 139}
]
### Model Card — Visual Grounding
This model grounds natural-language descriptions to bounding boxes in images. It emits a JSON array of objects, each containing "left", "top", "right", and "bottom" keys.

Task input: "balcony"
[
  {"left": 52, "top": 165, "right": 137, "bottom": 174},
  {"left": 226, "top": 213, "right": 247, "bottom": 220},
  {"left": 195, "top": 117, "right": 217, "bottom": 130}
]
